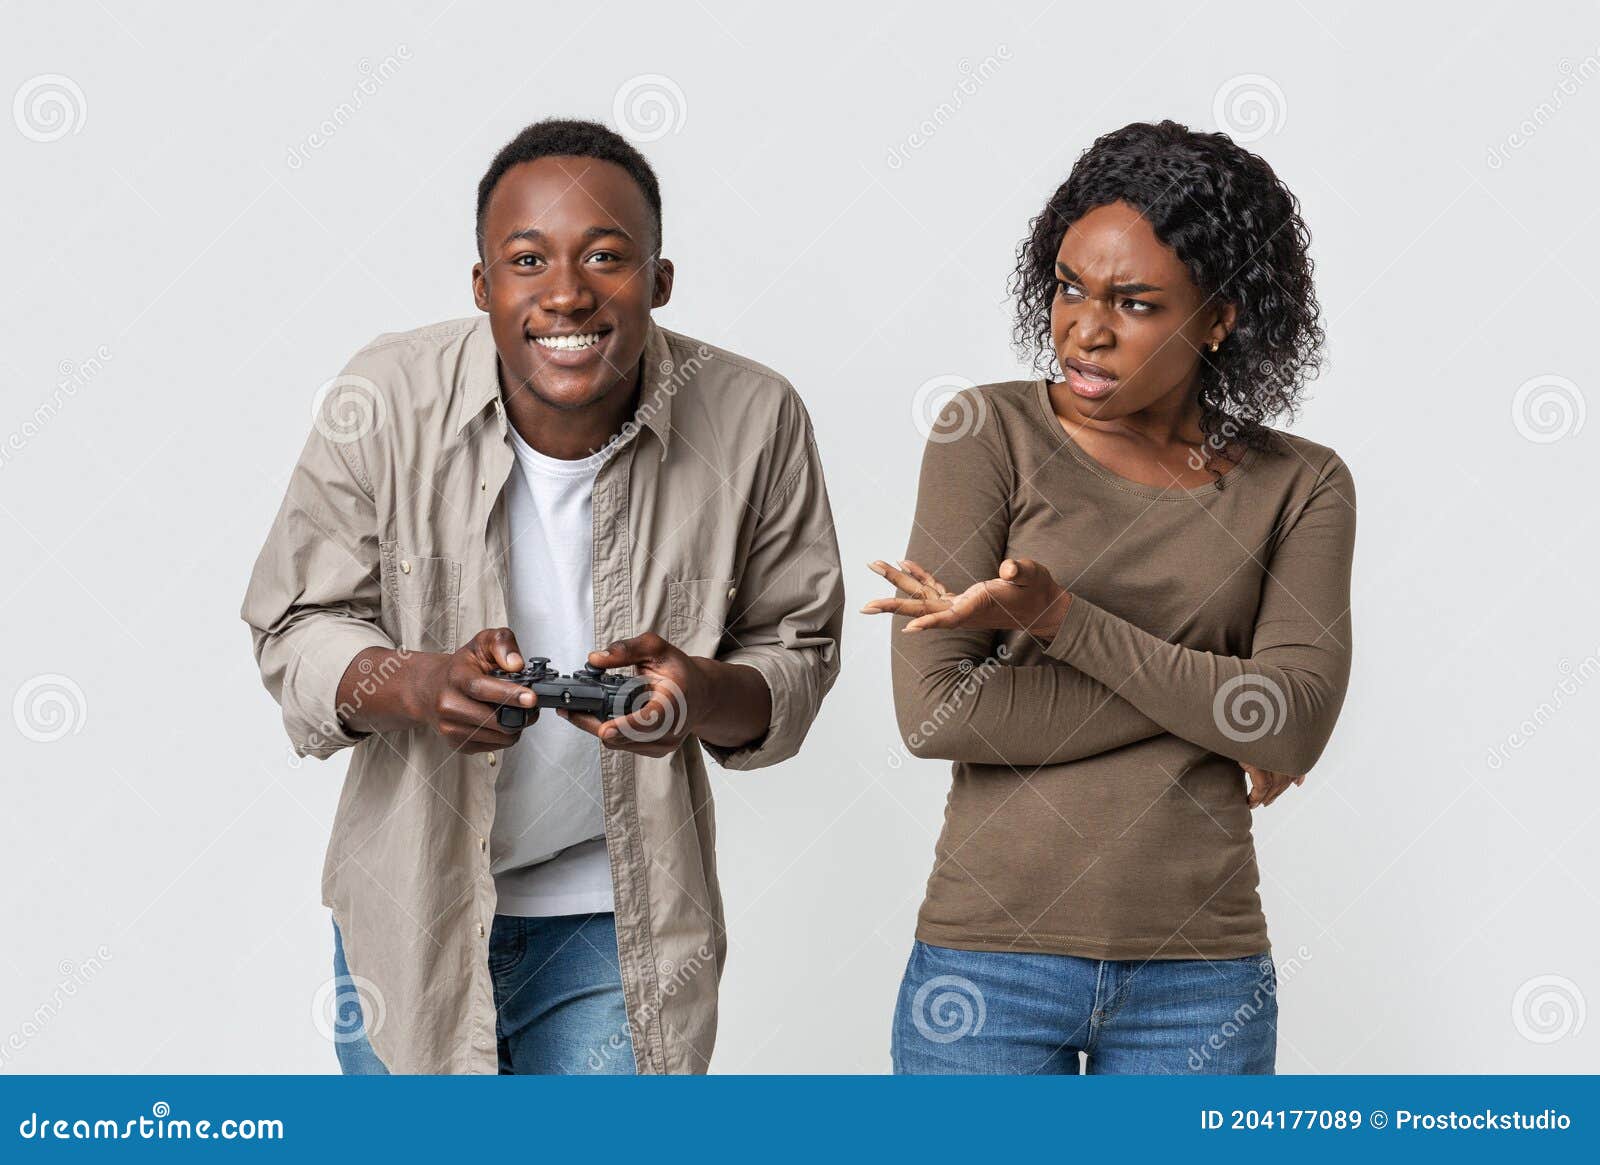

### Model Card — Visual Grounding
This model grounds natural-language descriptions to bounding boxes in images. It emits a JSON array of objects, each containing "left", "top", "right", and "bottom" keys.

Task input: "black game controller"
[{"left": 489, "top": 657, "right": 653, "bottom": 730}]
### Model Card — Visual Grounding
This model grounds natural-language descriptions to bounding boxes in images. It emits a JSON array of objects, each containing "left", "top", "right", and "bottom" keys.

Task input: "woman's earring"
[{"left": 1209, "top": 340, "right": 1220, "bottom": 352}]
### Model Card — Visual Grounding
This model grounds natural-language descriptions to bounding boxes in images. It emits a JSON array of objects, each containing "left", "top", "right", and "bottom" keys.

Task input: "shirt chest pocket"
[
  {"left": 379, "top": 540, "right": 462, "bottom": 654},
  {"left": 667, "top": 575, "right": 737, "bottom": 657}
]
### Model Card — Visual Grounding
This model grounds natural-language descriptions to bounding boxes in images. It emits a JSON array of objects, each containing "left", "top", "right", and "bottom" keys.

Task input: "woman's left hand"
[
  {"left": 861, "top": 557, "right": 1072, "bottom": 640},
  {"left": 1243, "top": 762, "right": 1305, "bottom": 808}
]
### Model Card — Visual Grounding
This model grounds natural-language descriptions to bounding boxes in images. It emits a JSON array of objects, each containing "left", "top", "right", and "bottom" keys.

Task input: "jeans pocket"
[{"left": 487, "top": 916, "right": 525, "bottom": 977}]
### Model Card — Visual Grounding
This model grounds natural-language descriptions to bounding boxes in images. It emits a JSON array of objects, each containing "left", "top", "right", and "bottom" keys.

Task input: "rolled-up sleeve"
[
  {"left": 701, "top": 388, "right": 844, "bottom": 771},
  {"left": 241, "top": 414, "right": 395, "bottom": 761}
]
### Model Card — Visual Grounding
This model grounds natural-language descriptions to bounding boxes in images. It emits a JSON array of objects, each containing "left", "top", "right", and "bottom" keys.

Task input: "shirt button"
[
  {"left": 400, "top": 560, "right": 411, "bottom": 574},
  {"left": 486, "top": 753, "right": 497, "bottom": 767},
  {"left": 477, "top": 922, "right": 486, "bottom": 938},
  {"left": 479, "top": 836, "right": 487, "bottom": 851},
  {"left": 727, "top": 585, "right": 737, "bottom": 599},
  {"left": 480, "top": 479, "right": 487, "bottom": 491}
]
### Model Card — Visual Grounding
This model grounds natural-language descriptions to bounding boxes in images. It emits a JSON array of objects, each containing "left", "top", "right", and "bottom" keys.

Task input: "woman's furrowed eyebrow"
[{"left": 1055, "top": 262, "right": 1163, "bottom": 296}]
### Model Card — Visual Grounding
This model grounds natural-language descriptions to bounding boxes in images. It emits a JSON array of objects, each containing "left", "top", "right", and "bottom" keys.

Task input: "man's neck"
[{"left": 500, "top": 359, "right": 642, "bottom": 460}]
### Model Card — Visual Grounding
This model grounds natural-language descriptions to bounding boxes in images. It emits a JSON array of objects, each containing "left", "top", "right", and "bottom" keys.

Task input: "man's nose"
[{"left": 538, "top": 264, "right": 596, "bottom": 314}]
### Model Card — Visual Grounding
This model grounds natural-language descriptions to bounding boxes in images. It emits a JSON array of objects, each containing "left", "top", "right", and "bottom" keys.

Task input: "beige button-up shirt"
[{"left": 241, "top": 315, "right": 843, "bottom": 1073}]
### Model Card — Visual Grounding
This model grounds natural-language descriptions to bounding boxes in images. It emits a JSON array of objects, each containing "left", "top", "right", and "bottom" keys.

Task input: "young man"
[{"left": 241, "top": 119, "right": 844, "bottom": 1074}]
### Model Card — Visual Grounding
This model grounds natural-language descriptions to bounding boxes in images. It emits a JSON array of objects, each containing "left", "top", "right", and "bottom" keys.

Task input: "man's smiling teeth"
[{"left": 534, "top": 332, "right": 604, "bottom": 350}]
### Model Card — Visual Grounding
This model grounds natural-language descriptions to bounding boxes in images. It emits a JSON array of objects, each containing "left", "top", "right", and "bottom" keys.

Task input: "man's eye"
[
  {"left": 587, "top": 251, "right": 620, "bottom": 263},
  {"left": 513, "top": 255, "right": 543, "bottom": 268}
]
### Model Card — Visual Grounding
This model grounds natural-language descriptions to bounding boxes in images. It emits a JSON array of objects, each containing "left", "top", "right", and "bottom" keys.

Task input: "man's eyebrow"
[
  {"left": 1055, "top": 262, "right": 1163, "bottom": 295},
  {"left": 499, "top": 224, "right": 636, "bottom": 248}
]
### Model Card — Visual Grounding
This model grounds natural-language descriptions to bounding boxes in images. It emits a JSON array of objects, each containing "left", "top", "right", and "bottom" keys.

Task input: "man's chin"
[{"left": 509, "top": 369, "right": 615, "bottom": 412}]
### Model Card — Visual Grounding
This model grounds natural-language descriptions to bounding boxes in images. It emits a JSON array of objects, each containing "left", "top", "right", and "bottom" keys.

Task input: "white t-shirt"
[{"left": 490, "top": 424, "right": 615, "bottom": 918}]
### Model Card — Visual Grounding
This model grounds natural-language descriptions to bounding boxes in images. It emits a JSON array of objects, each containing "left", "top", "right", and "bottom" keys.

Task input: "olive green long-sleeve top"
[{"left": 889, "top": 379, "right": 1355, "bottom": 960}]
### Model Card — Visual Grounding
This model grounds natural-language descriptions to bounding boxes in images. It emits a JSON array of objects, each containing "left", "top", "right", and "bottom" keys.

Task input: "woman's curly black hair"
[{"left": 1010, "top": 119, "right": 1324, "bottom": 471}]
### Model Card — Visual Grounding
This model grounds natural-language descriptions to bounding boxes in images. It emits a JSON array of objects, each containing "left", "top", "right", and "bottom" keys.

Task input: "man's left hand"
[{"left": 559, "top": 633, "right": 708, "bottom": 758}]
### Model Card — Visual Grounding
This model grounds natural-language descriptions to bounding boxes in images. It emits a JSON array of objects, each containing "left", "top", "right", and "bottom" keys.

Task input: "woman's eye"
[
  {"left": 1122, "top": 298, "right": 1155, "bottom": 314},
  {"left": 1055, "top": 280, "right": 1083, "bottom": 300}
]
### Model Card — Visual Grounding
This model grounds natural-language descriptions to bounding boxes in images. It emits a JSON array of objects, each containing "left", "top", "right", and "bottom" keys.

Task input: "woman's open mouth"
[{"left": 1064, "top": 357, "right": 1117, "bottom": 399}]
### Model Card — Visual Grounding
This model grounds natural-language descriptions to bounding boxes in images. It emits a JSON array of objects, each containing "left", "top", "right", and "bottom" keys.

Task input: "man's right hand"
[{"left": 336, "top": 628, "right": 537, "bottom": 755}]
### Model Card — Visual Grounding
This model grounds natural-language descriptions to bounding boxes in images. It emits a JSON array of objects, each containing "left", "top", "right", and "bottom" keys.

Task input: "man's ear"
[
  {"left": 651, "top": 258, "right": 674, "bottom": 309},
  {"left": 471, "top": 259, "right": 489, "bottom": 312}
]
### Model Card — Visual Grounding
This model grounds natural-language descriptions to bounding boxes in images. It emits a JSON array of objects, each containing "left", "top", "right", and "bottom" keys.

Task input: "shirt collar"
[{"left": 458, "top": 315, "right": 676, "bottom": 460}]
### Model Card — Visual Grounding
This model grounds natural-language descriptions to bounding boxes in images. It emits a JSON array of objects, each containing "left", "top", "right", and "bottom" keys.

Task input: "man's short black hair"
[{"left": 475, "top": 118, "right": 662, "bottom": 258}]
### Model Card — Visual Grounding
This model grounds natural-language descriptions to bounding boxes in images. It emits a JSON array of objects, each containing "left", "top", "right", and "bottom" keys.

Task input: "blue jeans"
[
  {"left": 330, "top": 912, "right": 635, "bottom": 1075},
  {"left": 891, "top": 939, "right": 1277, "bottom": 1074}
]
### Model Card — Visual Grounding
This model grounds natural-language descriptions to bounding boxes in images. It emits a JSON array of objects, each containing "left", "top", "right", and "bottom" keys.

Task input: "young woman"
[{"left": 863, "top": 120, "right": 1354, "bottom": 1074}]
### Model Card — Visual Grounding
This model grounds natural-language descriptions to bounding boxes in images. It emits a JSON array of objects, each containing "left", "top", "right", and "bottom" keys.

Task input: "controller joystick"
[{"left": 489, "top": 659, "right": 652, "bottom": 731}]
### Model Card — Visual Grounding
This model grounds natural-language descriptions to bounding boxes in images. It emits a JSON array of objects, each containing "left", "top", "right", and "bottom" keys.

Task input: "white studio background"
[{"left": 3, "top": 0, "right": 1596, "bottom": 1074}]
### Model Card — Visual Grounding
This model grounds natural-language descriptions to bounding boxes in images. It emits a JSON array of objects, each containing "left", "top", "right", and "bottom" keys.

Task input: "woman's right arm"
[{"left": 887, "top": 390, "right": 1165, "bottom": 766}]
